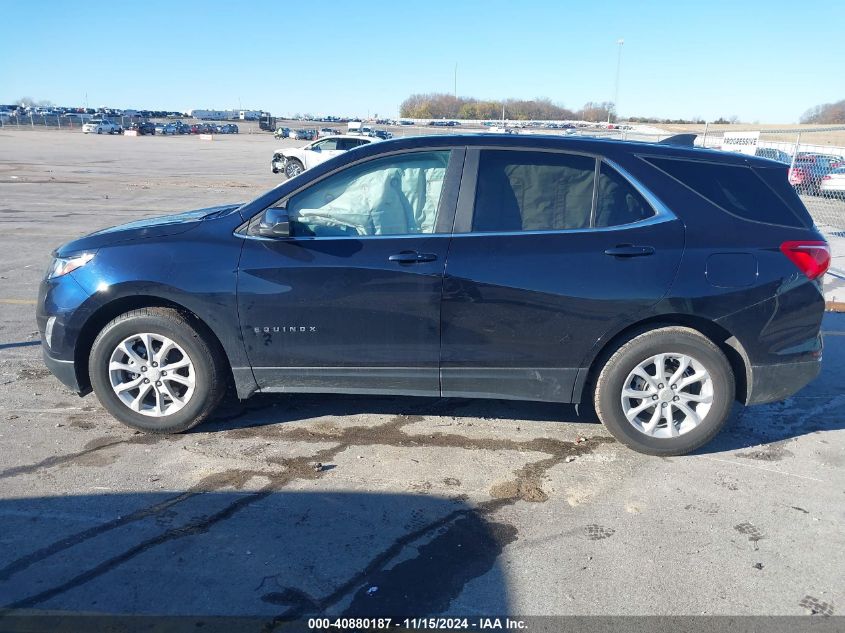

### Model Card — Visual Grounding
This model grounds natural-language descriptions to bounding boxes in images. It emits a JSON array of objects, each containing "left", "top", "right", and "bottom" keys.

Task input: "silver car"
[{"left": 820, "top": 167, "right": 845, "bottom": 198}]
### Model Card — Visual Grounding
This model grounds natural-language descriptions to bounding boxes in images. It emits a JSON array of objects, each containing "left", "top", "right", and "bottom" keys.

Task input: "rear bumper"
[
  {"left": 746, "top": 359, "right": 821, "bottom": 405},
  {"left": 42, "top": 345, "right": 88, "bottom": 395}
]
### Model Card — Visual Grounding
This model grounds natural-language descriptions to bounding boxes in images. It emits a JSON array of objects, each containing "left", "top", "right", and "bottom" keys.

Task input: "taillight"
[{"left": 780, "top": 241, "right": 831, "bottom": 280}]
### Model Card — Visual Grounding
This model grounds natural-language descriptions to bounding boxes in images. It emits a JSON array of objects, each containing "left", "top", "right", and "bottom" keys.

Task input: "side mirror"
[{"left": 256, "top": 208, "right": 291, "bottom": 238}]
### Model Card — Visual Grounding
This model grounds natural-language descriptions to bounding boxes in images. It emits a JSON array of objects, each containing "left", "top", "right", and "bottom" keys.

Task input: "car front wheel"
[
  {"left": 89, "top": 307, "right": 227, "bottom": 433},
  {"left": 594, "top": 326, "right": 735, "bottom": 456},
  {"left": 284, "top": 158, "right": 304, "bottom": 178}
]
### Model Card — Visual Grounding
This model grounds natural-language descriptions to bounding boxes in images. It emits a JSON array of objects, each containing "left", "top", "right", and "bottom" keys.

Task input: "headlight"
[{"left": 47, "top": 252, "right": 95, "bottom": 279}]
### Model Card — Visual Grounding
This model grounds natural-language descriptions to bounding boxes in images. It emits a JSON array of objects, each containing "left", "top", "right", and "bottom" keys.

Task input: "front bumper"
[
  {"left": 42, "top": 345, "right": 88, "bottom": 395},
  {"left": 746, "top": 359, "right": 821, "bottom": 405},
  {"left": 271, "top": 156, "right": 286, "bottom": 173}
]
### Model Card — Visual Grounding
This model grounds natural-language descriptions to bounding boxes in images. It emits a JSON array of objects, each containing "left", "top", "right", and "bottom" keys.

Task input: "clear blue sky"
[{"left": 0, "top": 0, "right": 840, "bottom": 122}]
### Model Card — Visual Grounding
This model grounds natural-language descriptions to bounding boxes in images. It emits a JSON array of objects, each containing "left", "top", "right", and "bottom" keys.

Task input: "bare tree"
[{"left": 801, "top": 100, "right": 845, "bottom": 124}]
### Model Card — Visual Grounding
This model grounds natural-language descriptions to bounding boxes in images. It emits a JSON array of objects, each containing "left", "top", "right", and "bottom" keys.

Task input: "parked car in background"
[
  {"left": 755, "top": 147, "right": 791, "bottom": 164},
  {"left": 294, "top": 129, "right": 317, "bottom": 141},
  {"left": 819, "top": 167, "right": 845, "bottom": 198},
  {"left": 789, "top": 154, "right": 841, "bottom": 195},
  {"left": 221, "top": 123, "right": 239, "bottom": 134},
  {"left": 373, "top": 130, "right": 393, "bottom": 140},
  {"left": 38, "top": 134, "right": 828, "bottom": 456},
  {"left": 155, "top": 122, "right": 178, "bottom": 135},
  {"left": 271, "top": 134, "right": 376, "bottom": 178},
  {"left": 128, "top": 121, "right": 155, "bottom": 136},
  {"left": 274, "top": 127, "right": 291, "bottom": 139},
  {"left": 82, "top": 119, "right": 121, "bottom": 135}
]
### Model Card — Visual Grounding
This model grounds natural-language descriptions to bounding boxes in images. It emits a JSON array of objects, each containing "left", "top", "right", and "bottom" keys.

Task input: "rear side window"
[
  {"left": 595, "top": 162, "right": 654, "bottom": 227},
  {"left": 645, "top": 156, "right": 806, "bottom": 227},
  {"left": 753, "top": 166, "right": 814, "bottom": 227},
  {"left": 472, "top": 150, "right": 595, "bottom": 232}
]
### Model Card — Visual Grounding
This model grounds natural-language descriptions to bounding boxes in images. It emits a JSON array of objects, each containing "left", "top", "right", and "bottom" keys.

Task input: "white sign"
[{"left": 722, "top": 131, "right": 760, "bottom": 155}]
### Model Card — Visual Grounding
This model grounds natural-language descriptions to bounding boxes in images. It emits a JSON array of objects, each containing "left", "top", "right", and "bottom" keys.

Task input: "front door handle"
[
  {"left": 388, "top": 251, "right": 438, "bottom": 264},
  {"left": 604, "top": 244, "right": 655, "bottom": 258}
]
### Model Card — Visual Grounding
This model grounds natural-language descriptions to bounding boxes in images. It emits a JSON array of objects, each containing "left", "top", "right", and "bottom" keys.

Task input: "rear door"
[
  {"left": 305, "top": 138, "right": 344, "bottom": 169},
  {"left": 440, "top": 148, "right": 685, "bottom": 402}
]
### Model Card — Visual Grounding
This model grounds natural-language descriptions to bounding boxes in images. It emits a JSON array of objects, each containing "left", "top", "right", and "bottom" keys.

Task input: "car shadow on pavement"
[
  {"left": 200, "top": 393, "right": 600, "bottom": 435},
  {"left": 0, "top": 340, "right": 41, "bottom": 350},
  {"left": 0, "top": 490, "right": 511, "bottom": 622}
]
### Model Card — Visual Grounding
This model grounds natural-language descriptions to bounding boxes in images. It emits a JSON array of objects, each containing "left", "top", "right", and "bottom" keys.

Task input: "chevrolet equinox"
[{"left": 37, "top": 135, "right": 830, "bottom": 455}]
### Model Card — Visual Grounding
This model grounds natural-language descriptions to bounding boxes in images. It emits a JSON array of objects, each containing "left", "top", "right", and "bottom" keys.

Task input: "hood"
[{"left": 56, "top": 204, "right": 242, "bottom": 255}]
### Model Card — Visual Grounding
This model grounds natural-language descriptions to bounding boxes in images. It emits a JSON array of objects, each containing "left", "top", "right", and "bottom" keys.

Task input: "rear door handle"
[
  {"left": 388, "top": 251, "right": 438, "bottom": 264},
  {"left": 604, "top": 244, "right": 655, "bottom": 258}
]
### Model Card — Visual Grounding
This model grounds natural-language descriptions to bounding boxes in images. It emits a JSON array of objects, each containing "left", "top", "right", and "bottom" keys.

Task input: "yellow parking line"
[{"left": 0, "top": 299, "right": 37, "bottom": 305}]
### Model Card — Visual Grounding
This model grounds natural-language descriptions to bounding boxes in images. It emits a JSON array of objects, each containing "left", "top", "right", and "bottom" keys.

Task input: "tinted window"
[
  {"left": 472, "top": 150, "right": 595, "bottom": 232},
  {"left": 753, "top": 166, "right": 813, "bottom": 227},
  {"left": 645, "top": 157, "right": 805, "bottom": 227},
  {"left": 594, "top": 162, "right": 654, "bottom": 227},
  {"left": 336, "top": 138, "right": 364, "bottom": 151},
  {"left": 286, "top": 151, "right": 450, "bottom": 237}
]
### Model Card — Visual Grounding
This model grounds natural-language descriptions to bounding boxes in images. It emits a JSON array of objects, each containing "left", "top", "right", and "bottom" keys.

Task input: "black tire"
[
  {"left": 593, "top": 326, "right": 735, "bottom": 456},
  {"left": 89, "top": 307, "right": 226, "bottom": 433},
  {"left": 284, "top": 158, "right": 304, "bottom": 179},
  {"left": 97, "top": 128, "right": 102, "bottom": 134}
]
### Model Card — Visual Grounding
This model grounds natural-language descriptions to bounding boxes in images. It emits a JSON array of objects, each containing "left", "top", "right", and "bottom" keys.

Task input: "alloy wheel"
[
  {"left": 108, "top": 332, "right": 196, "bottom": 417},
  {"left": 620, "top": 353, "right": 713, "bottom": 438}
]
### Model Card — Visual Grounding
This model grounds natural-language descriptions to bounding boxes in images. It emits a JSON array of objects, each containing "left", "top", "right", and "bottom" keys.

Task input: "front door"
[
  {"left": 303, "top": 138, "right": 345, "bottom": 169},
  {"left": 440, "top": 148, "right": 685, "bottom": 402},
  {"left": 238, "top": 148, "right": 461, "bottom": 395}
]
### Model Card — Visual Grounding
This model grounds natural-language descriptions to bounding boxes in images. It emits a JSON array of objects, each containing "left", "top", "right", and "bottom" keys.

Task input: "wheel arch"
[
  {"left": 74, "top": 295, "right": 235, "bottom": 395},
  {"left": 574, "top": 313, "right": 751, "bottom": 406}
]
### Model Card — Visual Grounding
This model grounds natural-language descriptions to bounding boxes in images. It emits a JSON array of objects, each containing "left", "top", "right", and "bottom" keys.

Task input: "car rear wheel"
[
  {"left": 285, "top": 158, "right": 304, "bottom": 178},
  {"left": 97, "top": 128, "right": 102, "bottom": 134},
  {"left": 594, "top": 326, "right": 734, "bottom": 456},
  {"left": 89, "top": 307, "right": 227, "bottom": 434}
]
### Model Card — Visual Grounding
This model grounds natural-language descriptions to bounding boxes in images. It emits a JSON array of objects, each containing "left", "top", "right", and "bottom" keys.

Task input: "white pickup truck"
[{"left": 82, "top": 119, "right": 122, "bottom": 135}]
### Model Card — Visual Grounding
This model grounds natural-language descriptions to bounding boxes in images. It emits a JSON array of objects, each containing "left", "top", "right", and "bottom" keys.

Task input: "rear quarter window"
[{"left": 644, "top": 156, "right": 809, "bottom": 228}]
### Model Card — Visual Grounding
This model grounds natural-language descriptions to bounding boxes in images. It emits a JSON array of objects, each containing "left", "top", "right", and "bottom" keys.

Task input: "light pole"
[{"left": 610, "top": 38, "right": 624, "bottom": 124}]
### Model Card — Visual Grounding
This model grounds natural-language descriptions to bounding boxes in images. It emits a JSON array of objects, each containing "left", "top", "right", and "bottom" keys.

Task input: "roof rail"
[{"left": 658, "top": 133, "right": 698, "bottom": 147}]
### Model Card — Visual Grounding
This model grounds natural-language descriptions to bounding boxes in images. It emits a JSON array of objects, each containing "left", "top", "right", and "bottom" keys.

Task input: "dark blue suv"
[{"left": 37, "top": 135, "right": 830, "bottom": 455}]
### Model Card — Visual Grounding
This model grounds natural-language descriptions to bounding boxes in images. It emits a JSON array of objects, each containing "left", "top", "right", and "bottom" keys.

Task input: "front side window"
[
  {"left": 284, "top": 150, "right": 451, "bottom": 237},
  {"left": 472, "top": 150, "right": 596, "bottom": 232},
  {"left": 312, "top": 139, "right": 339, "bottom": 151}
]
